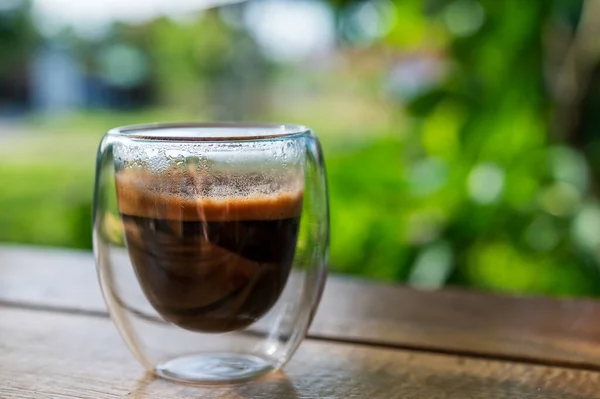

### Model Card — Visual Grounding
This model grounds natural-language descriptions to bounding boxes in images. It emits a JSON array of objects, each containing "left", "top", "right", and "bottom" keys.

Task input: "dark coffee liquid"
[{"left": 116, "top": 171, "right": 303, "bottom": 333}]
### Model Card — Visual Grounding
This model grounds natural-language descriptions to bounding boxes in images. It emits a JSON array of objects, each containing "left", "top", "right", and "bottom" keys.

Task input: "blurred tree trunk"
[{"left": 551, "top": 0, "right": 600, "bottom": 145}]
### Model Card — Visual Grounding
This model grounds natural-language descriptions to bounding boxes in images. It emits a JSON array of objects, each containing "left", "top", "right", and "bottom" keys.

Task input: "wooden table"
[{"left": 2, "top": 245, "right": 600, "bottom": 398}]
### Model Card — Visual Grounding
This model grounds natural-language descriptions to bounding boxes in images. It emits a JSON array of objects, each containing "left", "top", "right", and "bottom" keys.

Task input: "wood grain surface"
[
  {"left": 2, "top": 306, "right": 600, "bottom": 399},
  {"left": 2, "top": 245, "right": 600, "bottom": 369}
]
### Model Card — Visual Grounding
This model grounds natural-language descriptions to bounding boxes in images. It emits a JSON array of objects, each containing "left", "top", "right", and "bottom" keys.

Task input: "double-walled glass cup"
[{"left": 93, "top": 123, "right": 328, "bottom": 384}]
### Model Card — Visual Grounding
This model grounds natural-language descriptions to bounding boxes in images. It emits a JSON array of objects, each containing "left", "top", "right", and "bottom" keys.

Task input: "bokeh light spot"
[
  {"left": 548, "top": 146, "right": 589, "bottom": 193},
  {"left": 525, "top": 216, "right": 560, "bottom": 252},
  {"left": 409, "top": 157, "right": 448, "bottom": 196},
  {"left": 538, "top": 182, "right": 580, "bottom": 217},
  {"left": 98, "top": 44, "right": 149, "bottom": 89},
  {"left": 572, "top": 203, "right": 600, "bottom": 251},
  {"left": 443, "top": 0, "right": 485, "bottom": 37},
  {"left": 245, "top": 0, "right": 335, "bottom": 62},
  {"left": 408, "top": 241, "right": 453, "bottom": 289},
  {"left": 468, "top": 162, "right": 505, "bottom": 204},
  {"left": 342, "top": 0, "right": 397, "bottom": 44}
]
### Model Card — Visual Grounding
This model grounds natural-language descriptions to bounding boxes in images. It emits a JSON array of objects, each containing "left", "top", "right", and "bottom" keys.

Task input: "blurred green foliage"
[{"left": 2, "top": 0, "right": 600, "bottom": 297}]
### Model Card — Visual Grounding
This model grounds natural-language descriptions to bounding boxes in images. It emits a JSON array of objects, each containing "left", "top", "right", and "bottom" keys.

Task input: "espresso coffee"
[{"left": 116, "top": 170, "right": 303, "bottom": 333}]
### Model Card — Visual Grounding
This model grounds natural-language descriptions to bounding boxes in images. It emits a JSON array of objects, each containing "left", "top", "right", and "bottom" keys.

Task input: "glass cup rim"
[{"left": 107, "top": 122, "right": 311, "bottom": 142}]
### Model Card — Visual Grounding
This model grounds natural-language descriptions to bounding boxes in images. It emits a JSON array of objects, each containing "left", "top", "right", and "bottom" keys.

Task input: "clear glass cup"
[{"left": 93, "top": 123, "right": 328, "bottom": 384}]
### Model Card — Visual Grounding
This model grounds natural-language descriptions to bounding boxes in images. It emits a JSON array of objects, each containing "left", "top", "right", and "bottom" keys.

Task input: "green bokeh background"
[{"left": 2, "top": 0, "right": 600, "bottom": 297}]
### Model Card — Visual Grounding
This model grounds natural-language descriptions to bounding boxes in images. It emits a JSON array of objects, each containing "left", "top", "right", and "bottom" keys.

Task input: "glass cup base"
[{"left": 155, "top": 353, "right": 276, "bottom": 385}]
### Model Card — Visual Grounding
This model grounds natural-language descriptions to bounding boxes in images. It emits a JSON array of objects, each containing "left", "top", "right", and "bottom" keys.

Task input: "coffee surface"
[{"left": 116, "top": 170, "right": 303, "bottom": 333}]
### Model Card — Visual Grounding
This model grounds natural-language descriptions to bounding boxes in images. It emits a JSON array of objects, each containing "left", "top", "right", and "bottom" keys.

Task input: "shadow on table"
[
  {"left": 127, "top": 370, "right": 299, "bottom": 398},
  {"left": 125, "top": 357, "right": 593, "bottom": 399}
]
